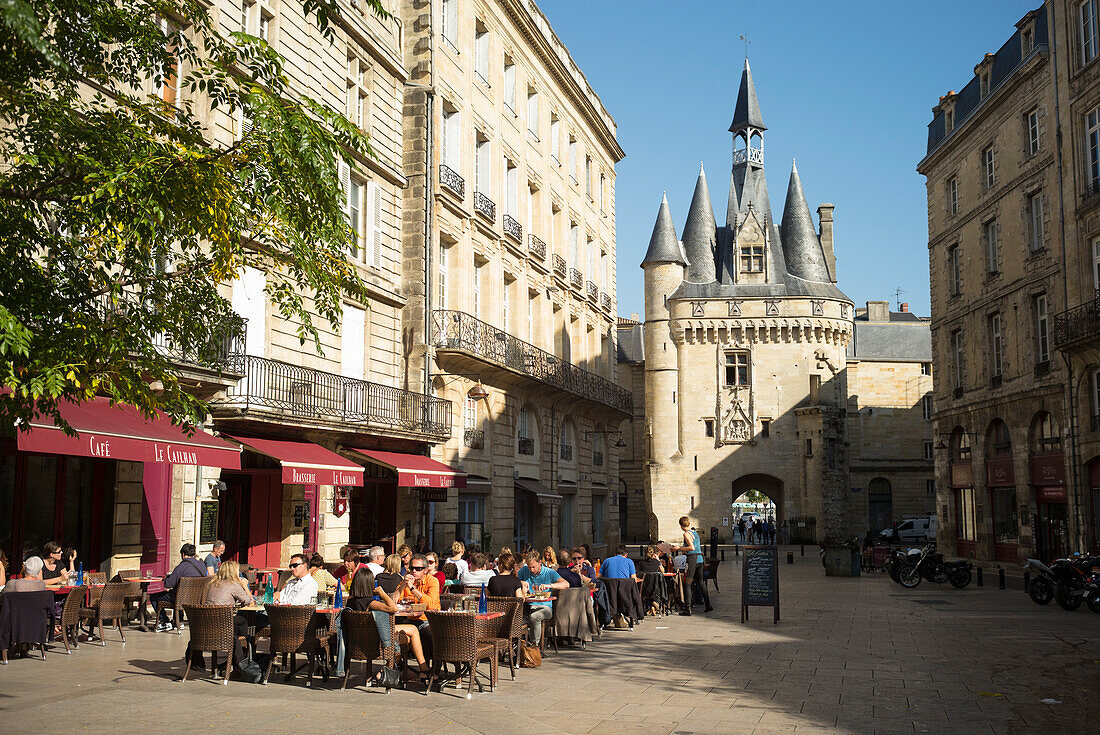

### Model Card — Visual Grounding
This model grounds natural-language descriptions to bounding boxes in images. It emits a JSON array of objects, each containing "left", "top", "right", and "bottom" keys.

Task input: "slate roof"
[
  {"left": 924, "top": 6, "right": 1046, "bottom": 155},
  {"left": 848, "top": 321, "right": 932, "bottom": 362},
  {"left": 780, "top": 162, "right": 831, "bottom": 283},
  {"left": 730, "top": 59, "right": 766, "bottom": 132},
  {"left": 682, "top": 165, "right": 718, "bottom": 283},
  {"left": 640, "top": 194, "right": 686, "bottom": 266},
  {"left": 616, "top": 323, "right": 644, "bottom": 363}
]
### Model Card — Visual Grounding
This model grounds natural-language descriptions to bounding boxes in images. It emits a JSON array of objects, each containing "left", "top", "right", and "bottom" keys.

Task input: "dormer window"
[
  {"left": 739, "top": 246, "right": 763, "bottom": 273},
  {"left": 1022, "top": 28, "right": 1034, "bottom": 54}
]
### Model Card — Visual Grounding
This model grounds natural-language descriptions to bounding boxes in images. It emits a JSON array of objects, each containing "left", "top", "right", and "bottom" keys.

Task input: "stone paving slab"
[{"left": 1, "top": 546, "right": 1099, "bottom": 735}]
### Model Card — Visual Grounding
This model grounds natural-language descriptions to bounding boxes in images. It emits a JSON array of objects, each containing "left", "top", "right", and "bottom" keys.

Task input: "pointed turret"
[
  {"left": 681, "top": 164, "right": 717, "bottom": 283},
  {"left": 729, "top": 59, "right": 766, "bottom": 133},
  {"left": 780, "top": 161, "right": 831, "bottom": 283},
  {"left": 640, "top": 194, "right": 686, "bottom": 267}
]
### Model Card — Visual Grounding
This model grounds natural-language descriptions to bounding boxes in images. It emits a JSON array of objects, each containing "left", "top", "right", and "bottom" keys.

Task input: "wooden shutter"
[{"left": 368, "top": 181, "right": 382, "bottom": 269}]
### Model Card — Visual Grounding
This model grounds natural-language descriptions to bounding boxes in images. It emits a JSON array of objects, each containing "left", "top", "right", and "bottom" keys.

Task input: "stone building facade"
[
  {"left": 640, "top": 61, "right": 856, "bottom": 546},
  {"left": 919, "top": 2, "right": 1100, "bottom": 563},
  {"left": 398, "top": 0, "right": 628, "bottom": 556}
]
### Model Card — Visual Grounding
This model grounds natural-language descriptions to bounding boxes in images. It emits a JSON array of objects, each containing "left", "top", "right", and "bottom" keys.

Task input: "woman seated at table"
[
  {"left": 445, "top": 541, "right": 468, "bottom": 580},
  {"left": 308, "top": 554, "right": 338, "bottom": 601},
  {"left": 40, "top": 542, "right": 70, "bottom": 588},
  {"left": 440, "top": 562, "right": 459, "bottom": 587},
  {"left": 638, "top": 545, "right": 664, "bottom": 574},
  {"left": 487, "top": 553, "right": 524, "bottom": 597},
  {"left": 541, "top": 545, "right": 557, "bottom": 568},
  {"left": 375, "top": 554, "right": 403, "bottom": 595},
  {"left": 345, "top": 567, "right": 428, "bottom": 682},
  {"left": 425, "top": 552, "right": 446, "bottom": 588},
  {"left": 203, "top": 560, "right": 262, "bottom": 681}
]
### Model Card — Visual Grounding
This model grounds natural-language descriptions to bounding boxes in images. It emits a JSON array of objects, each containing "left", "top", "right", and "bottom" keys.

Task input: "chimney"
[
  {"left": 817, "top": 204, "right": 836, "bottom": 282},
  {"left": 900, "top": 303, "right": 909, "bottom": 313},
  {"left": 867, "top": 300, "right": 890, "bottom": 323}
]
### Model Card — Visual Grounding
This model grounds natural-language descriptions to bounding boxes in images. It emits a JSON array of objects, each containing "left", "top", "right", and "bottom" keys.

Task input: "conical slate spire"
[
  {"left": 640, "top": 194, "right": 686, "bottom": 267},
  {"left": 681, "top": 164, "right": 718, "bottom": 283},
  {"left": 729, "top": 59, "right": 766, "bottom": 133},
  {"left": 780, "top": 161, "right": 830, "bottom": 282}
]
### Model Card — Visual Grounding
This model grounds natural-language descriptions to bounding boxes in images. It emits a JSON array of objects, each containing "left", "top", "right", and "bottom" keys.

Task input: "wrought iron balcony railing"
[
  {"left": 503, "top": 214, "right": 522, "bottom": 242},
  {"left": 560, "top": 444, "right": 573, "bottom": 461},
  {"left": 213, "top": 354, "right": 452, "bottom": 440},
  {"left": 439, "top": 164, "right": 464, "bottom": 198},
  {"left": 431, "top": 309, "right": 632, "bottom": 414},
  {"left": 600, "top": 292, "right": 611, "bottom": 312},
  {"left": 463, "top": 428, "right": 485, "bottom": 449},
  {"left": 1053, "top": 289, "right": 1100, "bottom": 351},
  {"left": 518, "top": 436, "right": 535, "bottom": 455},
  {"left": 474, "top": 191, "right": 495, "bottom": 222},
  {"left": 586, "top": 281, "right": 598, "bottom": 301},
  {"left": 151, "top": 316, "right": 247, "bottom": 371},
  {"left": 552, "top": 254, "right": 567, "bottom": 277},
  {"left": 570, "top": 268, "right": 583, "bottom": 289},
  {"left": 528, "top": 234, "right": 547, "bottom": 260}
]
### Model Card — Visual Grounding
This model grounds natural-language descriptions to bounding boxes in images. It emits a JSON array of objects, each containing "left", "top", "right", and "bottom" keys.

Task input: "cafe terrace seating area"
[{"left": 0, "top": 550, "right": 721, "bottom": 696}]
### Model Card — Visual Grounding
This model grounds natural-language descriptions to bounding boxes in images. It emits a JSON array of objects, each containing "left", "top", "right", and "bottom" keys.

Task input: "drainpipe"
[{"left": 1050, "top": 9, "right": 1086, "bottom": 551}]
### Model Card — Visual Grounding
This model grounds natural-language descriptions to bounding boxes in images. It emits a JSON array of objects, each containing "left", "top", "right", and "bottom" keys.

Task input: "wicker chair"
[
  {"left": 58, "top": 585, "right": 86, "bottom": 653},
  {"left": 483, "top": 596, "right": 522, "bottom": 680},
  {"left": 79, "top": 582, "right": 128, "bottom": 646},
  {"left": 439, "top": 593, "right": 465, "bottom": 611},
  {"left": 424, "top": 610, "right": 496, "bottom": 699},
  {"left": 262, "top": 604, "right": 329, "bottom": 688},
  {"left": 340, "top": 609, "right": 401, "bottom": 692},
  {"left": 156, "top": 576, "right": 208, "bottom": 634},
  {"left": 181, "top": 605, "right": 235, "bottom": 685},
  {"left": 113, "top": 571, "right": 144, "bottom": 624}
]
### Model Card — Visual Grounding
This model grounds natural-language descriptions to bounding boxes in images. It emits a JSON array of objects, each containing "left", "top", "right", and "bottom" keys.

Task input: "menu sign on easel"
[{"left": 741, "top": 545, "right": 779, "bottom": 624}]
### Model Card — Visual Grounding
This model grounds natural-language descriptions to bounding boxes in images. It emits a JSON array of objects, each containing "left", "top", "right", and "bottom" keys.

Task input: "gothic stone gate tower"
[{"left": 641, "top": 60, "right": 855, "bottom": 544}]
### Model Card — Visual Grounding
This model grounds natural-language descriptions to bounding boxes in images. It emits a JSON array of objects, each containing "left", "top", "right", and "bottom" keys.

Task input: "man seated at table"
[
  {"left": 150, "top": 543, "right": 209, "bottom": 631},
  {"left": 275, "top": 553, "right": 318, "bottom": 605},
  {"left": 459, "top": 552, "right": 496, "bottom": 587},
  {"left": 364, "top": 546, "right": 385, "bottom": 575},
  {"left": 1, "top": 555, "right": 46, "bottom": 597},
  {"left": 394, "top": 554, "right": 441, "bottom": 613},
  {"left": 517, "top": 552, "right": 569, "bottom": 645},
  {"left": 600, "top": 545, "right": 641, "bottom": 582},
  {"left": 203, "top": 540, "right": 225, "bottom": 575}
]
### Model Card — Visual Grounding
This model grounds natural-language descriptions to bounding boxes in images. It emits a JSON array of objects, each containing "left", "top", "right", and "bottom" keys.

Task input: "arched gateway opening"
[{"left": 731, "top": 474, "right": 784, "bottom": 540}]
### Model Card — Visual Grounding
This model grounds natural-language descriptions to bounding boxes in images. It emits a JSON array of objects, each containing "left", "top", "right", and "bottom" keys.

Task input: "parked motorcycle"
[
  {"left": 1051, "top": 554, "right": 1100, "bottom": 611},
  {"left": 885, "top": 548, "right": 921, "bottom": 583},
  {"left": 898, "top": 543, "right": 972, "bottom": 589}
]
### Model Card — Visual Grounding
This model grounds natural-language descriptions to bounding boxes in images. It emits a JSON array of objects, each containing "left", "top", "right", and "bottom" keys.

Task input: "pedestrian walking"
[
  {"left": 737, "top": 516, "right": 746, "bottom": 542},
  {"left": 673, "top": 516, "right": 712, "bottom": 616},
  {"left": 745, "top": 516, "right": 754, "bottom": 544}
]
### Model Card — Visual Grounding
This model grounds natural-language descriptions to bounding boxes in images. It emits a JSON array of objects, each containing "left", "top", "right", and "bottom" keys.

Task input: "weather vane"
[{"left": 739, "top": 34, "right": 750, "bottom": 59}]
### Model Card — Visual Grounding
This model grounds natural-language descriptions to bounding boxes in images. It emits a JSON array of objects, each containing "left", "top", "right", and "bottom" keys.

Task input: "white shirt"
[
  {"left": 448, "top": 557, "right": 469, "bottom": 579},
  {"left": 279, "top": 573, "right": 318, "bottom": 606},
  {"left": 460, "top": 569, "right": 496, "bottom": 587},
  {"left": 366, "top": 562, "right": 384, "bottom": 575}
]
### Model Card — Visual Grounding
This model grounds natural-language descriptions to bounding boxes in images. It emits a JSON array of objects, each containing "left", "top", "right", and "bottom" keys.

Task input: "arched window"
[
  {"left": 749, "top": 131, "right": 762, "bottom": 151},
  {"left": 734, "top": 133, "right": 748, "bottom": 154},
  {"left": 985, "top": 419, "right": 1011, "bottom": 457},
  {"left": 1029, "top": 411, "right": 1061, "bottom": 454},
  {"left": 949, "top": 426, "right": 971, "bottom": 461}
]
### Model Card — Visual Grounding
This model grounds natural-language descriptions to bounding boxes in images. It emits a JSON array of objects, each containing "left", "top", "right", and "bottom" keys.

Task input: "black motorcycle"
[
  {"left": 1050, "top": 554, "right": 1100, "bottom": 611},
  {"left": 886, "top": 547, "right": 921, "bottom": 583},
  {"left": 898, "top": 543, "right": 972, "bottom": 589}
]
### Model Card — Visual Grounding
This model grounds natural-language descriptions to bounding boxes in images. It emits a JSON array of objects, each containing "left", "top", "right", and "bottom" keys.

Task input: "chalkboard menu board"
[
  {"left": 198, "top": 501, "right": 219, "bottom": 545},
  {"left": 741, "top": 545, "right": 779, "bottom": 624}
]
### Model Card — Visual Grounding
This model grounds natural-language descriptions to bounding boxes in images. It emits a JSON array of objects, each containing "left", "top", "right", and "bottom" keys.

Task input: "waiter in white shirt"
[{"left": 276, "top": 553, "right": 319, "bottom": 605}]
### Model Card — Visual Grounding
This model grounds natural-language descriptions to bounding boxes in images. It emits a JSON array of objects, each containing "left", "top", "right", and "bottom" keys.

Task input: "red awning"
[
  {"left": 348, "top": 449, "right": 466, "bottom": 489},
  {"left": 16, "top": 397, "right": 241, "bottom": 469},
  {"left": 228, "top": 436, "right": 364, "bottom": 486}
]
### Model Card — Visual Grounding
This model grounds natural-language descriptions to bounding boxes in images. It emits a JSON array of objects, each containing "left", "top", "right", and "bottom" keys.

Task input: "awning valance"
[
  {"left": 228, "top": 436, "right": 364, "bottom": 486},
  {"left": 349, "top": 449, "right": 466, "bottom": 489},
  {"left": 16, "top": 397, "right": 241, "bottom": 469},
  {"left": 515, "top": 477, "right": 562, "bottom": 506}
]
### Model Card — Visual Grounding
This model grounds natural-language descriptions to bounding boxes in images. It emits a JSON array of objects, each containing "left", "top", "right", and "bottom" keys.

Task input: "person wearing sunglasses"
[
  {"left": 395, "top": 554, "right": 441, "bottom": 615},
  {"left": 275, "top": 553, "right": 318, "bottom": 605},
  {"left": 570, "top": 548, "right": 599, "bottom": 584}
]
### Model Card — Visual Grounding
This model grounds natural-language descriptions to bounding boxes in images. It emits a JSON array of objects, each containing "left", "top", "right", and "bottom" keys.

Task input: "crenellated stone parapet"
[{"left": 671, "top": 316, "right": 853, "bottom": 346}]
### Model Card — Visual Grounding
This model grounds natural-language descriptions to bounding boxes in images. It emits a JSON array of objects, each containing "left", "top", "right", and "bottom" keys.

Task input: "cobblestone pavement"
[{"left": 1, "top": 548, "right": 1098, "bottom": 735}]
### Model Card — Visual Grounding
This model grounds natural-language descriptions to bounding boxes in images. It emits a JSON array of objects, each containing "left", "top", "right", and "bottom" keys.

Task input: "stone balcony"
[
  {"left": 439, "top": 164, "right": 464, "bottom": 198},
  {"left": 1053, "top": 289, "right": 1100, "bottom": 351},
  {"left": 431, "top": 309, "right": 632, "bottom": 417},
  {"left": 503, "top": 214, "right": 522, "bottom": 242},
  {"left": 474, "top": 191, "right": 495, "bottom": 222}
]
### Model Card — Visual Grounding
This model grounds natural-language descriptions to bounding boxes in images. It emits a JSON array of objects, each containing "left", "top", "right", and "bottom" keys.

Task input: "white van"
[{"left": 879, "top": 516, "right": 937, "bottom": 544}]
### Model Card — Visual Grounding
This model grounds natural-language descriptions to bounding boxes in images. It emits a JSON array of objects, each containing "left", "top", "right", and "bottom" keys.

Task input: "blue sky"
[{"left": 540, "top": 0, "right": 1040, "bottom": 319}]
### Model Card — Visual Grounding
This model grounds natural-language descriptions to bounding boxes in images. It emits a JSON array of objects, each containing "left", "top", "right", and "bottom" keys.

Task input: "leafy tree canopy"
[{"left": 0, "top": 0, "right": 386, "bottom": 433}]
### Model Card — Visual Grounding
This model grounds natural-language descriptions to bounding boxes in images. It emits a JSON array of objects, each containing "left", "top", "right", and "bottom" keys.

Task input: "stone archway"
[{"left": 731, "top": 473, "right": 785, "bottom": 524}]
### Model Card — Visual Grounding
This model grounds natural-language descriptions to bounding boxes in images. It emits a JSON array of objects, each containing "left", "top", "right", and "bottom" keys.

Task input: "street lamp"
[{"left": 585, "top": 429, "right": 627, "bottom": 448}]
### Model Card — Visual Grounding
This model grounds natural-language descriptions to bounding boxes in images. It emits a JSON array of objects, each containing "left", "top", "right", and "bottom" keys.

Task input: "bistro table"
[{"left": 130, "top": 577, "right": 164, "bottom": 632}]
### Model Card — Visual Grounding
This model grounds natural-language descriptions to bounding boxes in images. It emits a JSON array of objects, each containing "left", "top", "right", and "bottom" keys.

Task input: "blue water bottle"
[
  {"left": 334, "top": 578, "right": 344, "bottom": 609},
  {"left": 76, "top": 562, "right": 83, "bottom": 587},
  {"left": 478, "top": 583, "right": 487, "bottom": 615}
]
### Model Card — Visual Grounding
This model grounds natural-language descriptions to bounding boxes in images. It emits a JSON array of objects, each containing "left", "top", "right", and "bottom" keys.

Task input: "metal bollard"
[
  {"left": 998, "top": 568, "right": 1005, "bottom": 590},
  {"left": 787, "top": 551, "right": 794, "bottom": 564},
  {"left": 721, "top": 549, "right": 725, "bottom": 561},
  {"left": 735, "top": 545, "right": 740, "bottom": 558},
  {"left": 800, "top": 545, "right": 805, "bottom": 557},
  {"left": 1023, "top": 571, "right": 1030, "bottom": 595},
  {"left": 977, "top": 567, "right": 984, "bottom": 587}
]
